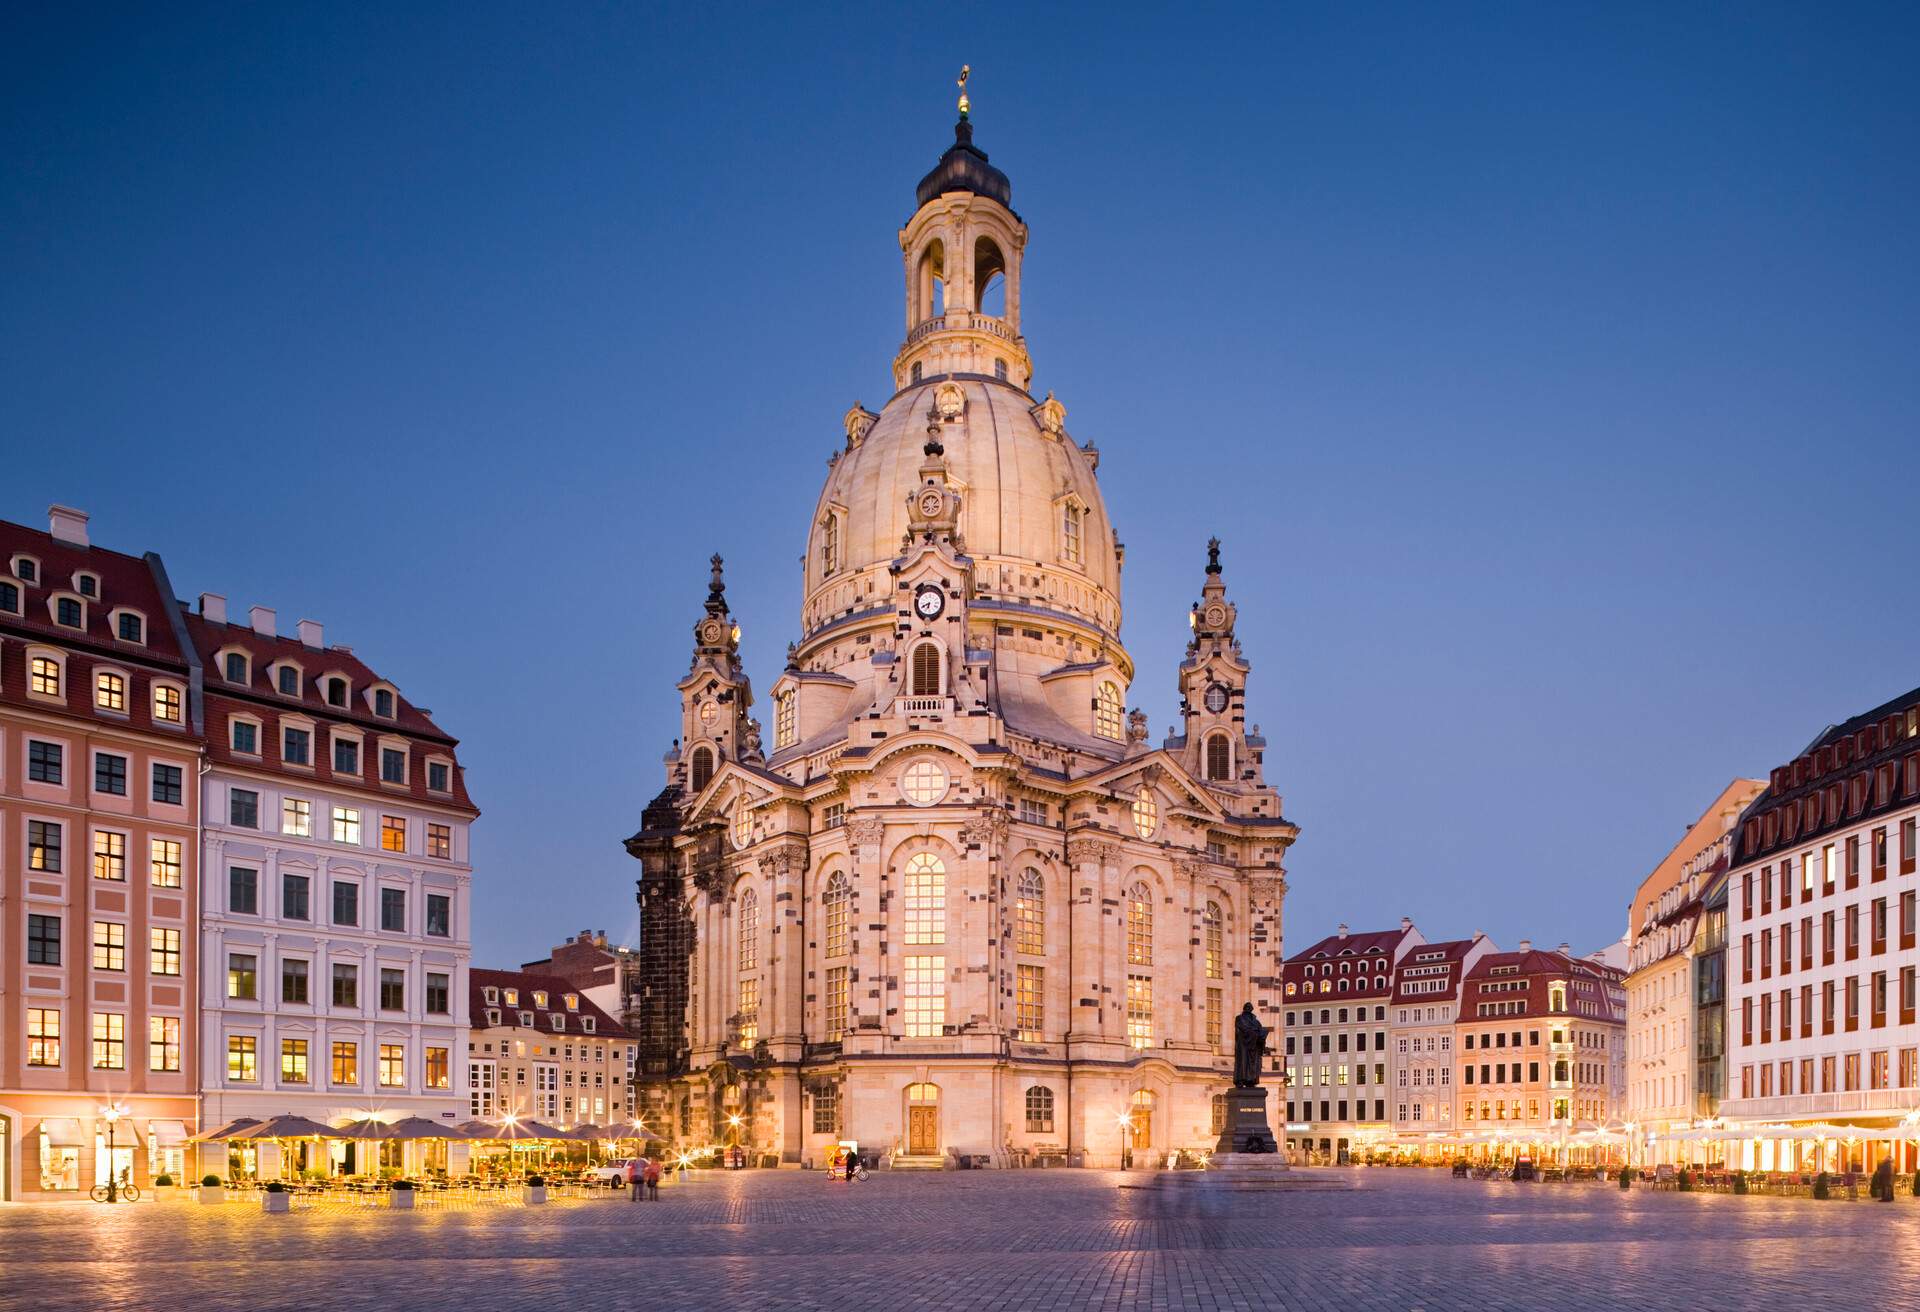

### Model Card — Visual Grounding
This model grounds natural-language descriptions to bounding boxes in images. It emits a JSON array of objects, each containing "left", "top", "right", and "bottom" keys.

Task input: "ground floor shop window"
[{"left": 39, "top": 1133, "right": 79, "bottom": 1191}]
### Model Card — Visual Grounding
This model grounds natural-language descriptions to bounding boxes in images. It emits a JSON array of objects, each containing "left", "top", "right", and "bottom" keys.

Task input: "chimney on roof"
[
  {"left": 1336, "top": 923, "right": 1349, "bottom": 939},
  {"left": 48, "top": 504, "right": 90, "bottom": 547},
  {"left": 1518, "top": 938, "right": 1532, "bottom": 953},
  {"left": 297, "top": 618, "right": 323, "bottom": 648},
  {"left": 1557, "top": 942, "right": 1571, "bottom": 956},
  {"left": 249, "top": 605, "right": 276, "bottom": 637},
  {"left": 199, "top": 592, "right": 227, "bottom": 625},
  {"left": 1400, "top": 917, "right": 1413, "bottom": 931}
]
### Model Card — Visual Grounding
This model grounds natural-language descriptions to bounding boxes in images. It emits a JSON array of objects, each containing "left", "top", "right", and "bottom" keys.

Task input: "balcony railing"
[
  {"left": 905, "top": 313, "right": 1020, "bottom": 347},
  {"left": 898, "top": 696, "right": 945, "bottom": 715}
]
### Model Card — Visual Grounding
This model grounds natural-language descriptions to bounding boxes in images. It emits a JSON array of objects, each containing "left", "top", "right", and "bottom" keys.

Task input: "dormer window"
[
  {"left": 0, "top": 581, "right": 17, "bottom": 613},
  {"left": 75, "top": 573, "right": 98, "bottom": 598},
  {"left": 55, "top": 597, "right": 83, "bottom": 628},
  {"left": 13, "top": 556, "right": 38, "bottom": 583},
  {"left": 533, "top": 991, "right": 548, "bottom": 1009},
  {"left": 278, "top": 664, "right": 300, "bottom": 696},
  {"left": 518, "top": 1011, "right": 533, "bottom": 1027},
  {"left": 427, "top": 760, "right": 451, "bottom": 793},
  {"left": 326, "top": 677, "right": 348, "bottom": 708},
  {"left": 503, "top": 989, "right": 518, "bottom": 1006},
  {"left": 483, "top": 986, "right": 499, "bottom": 1004},
  {"left": 581, "top": 1016, "right": 596, "bottom": 1033},
  {"left": 486, "top": 1008, "right": 501, "bottom": 1026},
  {"left": 1094, "top": 681, "right": 1124, "bottom": 741},
  {"left": 374, "top": 688, "right": 395, "bottom": 718},
  {"left": 96, "top": 671, "right": 126, "bottom": 712},
  {"left": 224, "top": 652, "right": 248, "bottom": 684},
  {"left": 115, "top": 611, "right": 144, "bottom": 643},
  {"left": 564, "top": 994, "right": 579, "bottom": 1011},
  {"left": 550, "top": 1013, "right": 565, "bottom": 1029}
]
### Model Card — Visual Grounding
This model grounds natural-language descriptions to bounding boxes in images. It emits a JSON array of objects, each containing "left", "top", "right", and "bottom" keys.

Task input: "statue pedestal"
[{"left": 1213, "top": 1087, "right": 1281, "bottom": 1159}]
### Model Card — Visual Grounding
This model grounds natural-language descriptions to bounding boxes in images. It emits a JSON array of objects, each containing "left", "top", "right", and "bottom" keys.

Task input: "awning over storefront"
[
  {"left": 148, "top": 1120, "right": 190, "bottom": 1148},
  {"left": 37, "top": 1118, "right": 84, "bottom": 1144}
]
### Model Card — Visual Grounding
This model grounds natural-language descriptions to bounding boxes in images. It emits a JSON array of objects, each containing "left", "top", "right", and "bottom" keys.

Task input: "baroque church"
[{"left": 625, "top": 97, "right": 1298, "bottom": 1168}]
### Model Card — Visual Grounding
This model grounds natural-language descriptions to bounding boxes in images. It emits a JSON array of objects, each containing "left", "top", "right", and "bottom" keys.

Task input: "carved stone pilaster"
[
  {"left": 1174, "top": 858, "right": 1210, "bottom": 881},
  {"left": 1065, "top": 838, "right": 1119, "bottom": 868},
  {"left": 757, "top": 844, "right": 805, "bottom": 878},
  {"left": 846, "top": 818, "right": 885, "bottom": 850},
  {"left": 1248, "top": 874, "right": 1287, "bottom": 904},
  {"left": 959, "top": 807, "right": 1010, "bottom": 850}
]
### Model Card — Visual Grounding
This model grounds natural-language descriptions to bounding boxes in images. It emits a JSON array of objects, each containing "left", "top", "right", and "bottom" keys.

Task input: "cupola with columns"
[{"left": 675, "top": 554, "right": 755, "bottom": 792}]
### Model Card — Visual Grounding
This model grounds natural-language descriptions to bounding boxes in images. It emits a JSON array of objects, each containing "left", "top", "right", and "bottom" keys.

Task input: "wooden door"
[{"left": 908, "top": 1105, "right": 938, "bottom": 1155}]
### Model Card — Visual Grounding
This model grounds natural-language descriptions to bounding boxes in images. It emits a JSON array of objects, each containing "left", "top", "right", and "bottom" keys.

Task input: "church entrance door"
[{"left": 908, "top": 1105, "right": 938, "bottom": 1155}]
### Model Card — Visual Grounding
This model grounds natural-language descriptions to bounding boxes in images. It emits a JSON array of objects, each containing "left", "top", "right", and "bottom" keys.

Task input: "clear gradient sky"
[{"left": 5, "top": 3, "right": 1916, "bottom": 967}]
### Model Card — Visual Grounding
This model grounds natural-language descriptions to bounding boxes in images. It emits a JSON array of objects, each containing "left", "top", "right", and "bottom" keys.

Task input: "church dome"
[
  {"left": 915, "top": 120, "right": 1013, "bottom": 212},
  {"left": 799, "top": 376, "right": 1122, "bottom": 656}
]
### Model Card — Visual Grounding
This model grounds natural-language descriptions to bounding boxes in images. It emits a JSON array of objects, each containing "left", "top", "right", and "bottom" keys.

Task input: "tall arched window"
[
  {"left": 1024, "top": 1084, "right": 1055, "bottom": 1133},
  {"left": 823, "top": 871, "right": 851, "bottom": 958},
  {"left": 1204, "top": 901, "right": 1223, "bottom": 980},
  {"left": 904, "top": 853, "right": 946, "bottom": 945},
  {"left": 1205, "top": 733, "right": 1231, "bottom": 781},
  {"left": 910, "top": 643, "right": 942, "bottom": 697},
  {"left": 690, "top": 745, "right": 714, "bottom": 792},
  {"left": 820, "top": 513, "right": 839, "bottom": 576},
  {"left": 1126, "top": 882, "right": 1153, "bottom": 967},
  {"left": 1015, "top": 868, "right": 1044, "bottom": 955},
  {"left": 774, "top": 689, "right": 796, "bottom": 749},
  {"left": 737, "top": 888, "right": 758, "bottom": 974},
  {"left": 1094, "top": 682, "right": 1124, "bottom": 741},
  {"left": 1130, "top": 786, "right": 1158, "bottom": 839},
  {"left": 1061, "top": 501, "right": 1083, "bottom": 565}
]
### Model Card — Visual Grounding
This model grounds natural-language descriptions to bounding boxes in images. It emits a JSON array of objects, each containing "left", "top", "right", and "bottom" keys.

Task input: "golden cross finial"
[{"left": 957, "top": 64, "right": 971, "bottom": 119}]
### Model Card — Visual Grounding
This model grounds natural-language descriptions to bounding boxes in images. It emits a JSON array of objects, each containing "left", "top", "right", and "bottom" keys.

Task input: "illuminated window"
[
  {"left": 1094, "top": 682, "right": 1124, "bottom": 741},
  {"left": 28, "top": 1008, "right": 61, "bottom": 1066},
  {"left": 733, "top": 803, "right": 753, "bottom": 849},
  {"left": 738, "top": 888, "right": 758, "bottom": 973},
  {"left": 1016, "top": 963, "right": 1044, "bottom": 1039},
  {"left": 94, "top": 1013, "right": 127, "bottom": 1069},
  {"left": 1126, "top": 975, "right": 1154, "bottom": 1048},
  {"left": 225, "top": 1033, "right": 255, "bottom": 1081},
  {"left": 282, "top": 1038, "right": 309, "bottom": 1083},
  {"left": 1131, "top": 786, "right": 1158, "bottom": 839},
  {"left": 1204, "top": 901, "right": 1223, "bottom": 979},
  {"left": 825, "top": 965, "right": 849, "bottom": 1040},
  {"left": 150, "top": 1016, "right": 181, "bottom": 1072},
  {"left": 775, "top": 689, "right": 796, "bottom": 749},
  {"left": 823, "top": 871, "right": 851, "bottom": 957},
  {"left": 332, "top": 807, "right": 361, "bottom": 845},
  {"left": 902, "top": 759, "right": 948, "bottom": 805},
  {"left": 426, "top": 1046, "right": 450, "bottom": 1089},
  {"left": 904, "top": 853, "right": 946, "bottom": 945},
  {"left": 381, "top": 815, "right": 407, "bottom": 852},
  {"left": 95, "top": 671, "right": 125, "bottom": 712},
  {"left": 30, "top": 655, "right": 60, "bottom": 696},
  {"left": 227, "top": 953, "right": 257, "bottom": 1000},
  {"left": 820, "top": 513, "right": 839, "bottom": 575},
  {"left": 1015, "top": 868, "right": 1045, "bottom": 955},
  {"left": 332, "top": 1042, "right": 358, "bottom": 1085},
  {"left": 1127, "top": 883, "right": 1154, "bottom": 966},
  {"left": 152, "top": 682, "right": 182, "bottom": 723},
  {"left": 428, "top": 823, "right": 451, "bottom": 859},
  {"left": 904, "top": 955, "right": 946, "bottom": 1036},
  {"left": 379, "top": 1044, "right": 405, "bottom": 1087},
  {"left": 737, "top": 976, "right": 759, "bottom": 1045},
  {"left": 283, "top": 798, "right": 311, "bottom": 837},
  {"left": 91, "top": 920, "right": 126, "bottom": 971},
  {"left": 1207, "top": 987, "right": 1223, "bottom": 1051},
  {"left": 149, "top": 839, "right": 182, "bottom": 887},
  {"left": 1062, "top": 501, "right": 1083, "bottom": 565},
  {"left": 150, "top": 927, "right": 181, "bottom": 976},
  {"left": 93, "top": 831, "right": 126, "bottom": 881}
]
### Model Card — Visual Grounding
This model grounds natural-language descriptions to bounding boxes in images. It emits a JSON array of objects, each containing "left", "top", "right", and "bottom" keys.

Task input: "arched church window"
[
  {"left": 820, "top": 514, "right": 839, "bottom": 576},
  {"left": 904, "top": 853, "right": 946, "bottom": 946},
  {"left": 1061, "top": 502, "right": 1083, "bottom": 565},
  {"left": 737, "top": 887, "right": 758, "bottom": 974},
  {"left": 733, "top": 801, "right": 753, "bottom": 850},
  {"left": 1130, "top": 786, "right": 1158, "bottom": 839},
  {"left": 1015, "top": 868, "right": 1044, "bottom": 955},
  {"left": 1126, "top": 882, "right": 1153, "bottom": 967},
  {"left": 823, "top": 871, "right": 851, "bottom": 958},
  {"left": 911, "top": 361, "right": 922, "bottom": 383},
  {"left": 910, "top": 643, "right": 942, "bottom": 698},
  {"left": 690, "top": 746, "right": 714, "bottom": 793},
  {"left": 1094, "top": 682, "right": 1124, "bottom": 741},
  {"left": 774, "top": 689, "right": 797, "bottom": 750},
  {"left": 1205, "top": 733, "right": 1231, "bottom": 782},
  {"left": 1025, "top": 1085, "right": 1055, "bottom": 1133},
  {"left": 1204, "top": 901, "right": 1223, "bottom": 980}
]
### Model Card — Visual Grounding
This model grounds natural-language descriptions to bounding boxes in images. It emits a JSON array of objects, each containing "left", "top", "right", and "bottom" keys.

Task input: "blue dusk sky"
[{"left": 4, "top": 3, "right": 1916, "bottom": 966}]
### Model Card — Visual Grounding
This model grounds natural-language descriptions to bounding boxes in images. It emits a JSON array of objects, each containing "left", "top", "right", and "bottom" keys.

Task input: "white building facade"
[
  {"left": 1723, "top": 688, "right": 1920, "bottom": 1171},
  {"left": 188, "top": 602, "right": 477, "bottom": 1171},
  {"left": 1389, "top": 934, "right": 1494, "bottom": 1142}
]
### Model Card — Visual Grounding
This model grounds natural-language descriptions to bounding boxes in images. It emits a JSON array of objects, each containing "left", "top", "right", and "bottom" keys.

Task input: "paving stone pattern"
[{"left": 1, "top": 1169, "right": 1913, "bottom": 1311}]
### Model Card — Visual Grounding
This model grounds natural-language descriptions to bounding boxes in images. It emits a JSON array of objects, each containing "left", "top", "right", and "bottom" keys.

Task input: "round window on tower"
[
  {"left": 901, "top": 759, "right": 949, "bottom": 807},
  {"left": 1131, "top": 786, "right": 1158, "bottom": 839}
]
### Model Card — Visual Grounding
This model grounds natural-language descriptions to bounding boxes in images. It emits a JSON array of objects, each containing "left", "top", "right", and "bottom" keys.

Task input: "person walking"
[
  {"left": 644, "top": 1156, "right": 662, "bottom": 1200},
  {"left": 627, "top": 1157, "right": 644, "bottom": 1202}
]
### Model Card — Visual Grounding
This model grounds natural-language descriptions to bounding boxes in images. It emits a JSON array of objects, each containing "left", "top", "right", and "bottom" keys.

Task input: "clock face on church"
[
  {"left": 1204, "top": 684, "right": 1230, "bottom": 714},
  {"left": 914, "top": 584, "right": 945, "bottom": 621}
]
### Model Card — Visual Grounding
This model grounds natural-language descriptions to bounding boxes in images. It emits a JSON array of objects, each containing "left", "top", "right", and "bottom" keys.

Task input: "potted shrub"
[
  {"left": 522, "top": 1173, "right": 548, "bottom": 1205},
  {"left": 262, "top": 1180, "right": 291, "bottom": 1213},
  {"left": 1677, "top": 1169, "right": 1693, "bottom": 1192},
  {"left": 152, "top": 1173, "right": 176, "bottom": 1202},
  {"left": 1732, "top": 1171, "right": 1749, "bottom": 1195},
  {"left": 389, "top": 1179, "right": 417, "bottom": 1210},
  {"left": 1813, "top": 1171, "right": 1831, "bottom": 1200},
  {"left": 1617, "top": 1166, "right": 1635, "bottom": 1190},
  {"left": 199, "top": 1174, "right": 226, "bottom": 1205}
]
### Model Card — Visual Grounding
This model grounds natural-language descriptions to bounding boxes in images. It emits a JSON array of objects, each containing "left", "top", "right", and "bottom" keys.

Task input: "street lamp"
[
  {"left": 101, "top": 1103, "right": 126, "bottom": 1202},
  {"left": 1116, "top": 1113, "right": 1134, "bottom": 1170}
]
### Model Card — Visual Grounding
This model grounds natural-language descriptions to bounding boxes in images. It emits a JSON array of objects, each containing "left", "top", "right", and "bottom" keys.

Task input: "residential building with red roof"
[
  {"left": 1722, "top": 685, "right": 1920, "bottom": 1174},
  {"left": 0, "top": 507, "right": 202, "bottom": 1200},
  {"left": 1456, "top": 944, "right": 1627, "bottom": 1141},
  {"left": 1280, "top": 920, "right": 1423, "bottom": 1161},
  {"left": 1388, "top": 933, "right": 1497, "bottom": 1141},
  {"left": 187, "top": 593, "right": 480, "bottom": 1175},
  {"left": 467, "top": 968, "right": 634, "bottom": 1128}
]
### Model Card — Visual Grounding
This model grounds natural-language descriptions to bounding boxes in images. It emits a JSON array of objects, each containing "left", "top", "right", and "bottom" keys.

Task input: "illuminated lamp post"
[{"left": 101, "top": 1104, "right": 127, "bottom": 1202}]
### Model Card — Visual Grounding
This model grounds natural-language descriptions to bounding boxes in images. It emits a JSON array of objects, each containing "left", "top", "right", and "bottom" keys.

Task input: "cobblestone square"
[{"left": 3, "top": 1168, "right": 1916, "bottom": 1311}]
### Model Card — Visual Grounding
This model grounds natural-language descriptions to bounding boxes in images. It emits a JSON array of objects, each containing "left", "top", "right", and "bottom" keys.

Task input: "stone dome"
[
  {"left": 915, "top": 119, "right": 1014, "bottom": 212},
  {"left": 798, "top": 375, "right": 1122, "bottom": 657}
]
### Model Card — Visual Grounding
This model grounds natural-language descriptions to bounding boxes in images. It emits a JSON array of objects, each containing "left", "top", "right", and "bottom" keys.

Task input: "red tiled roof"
[
  {"left": 1460, "top": 950, "right": 1627, "bottom": 1026},
  {"left": 1283, "top": 927, "right": 1413, "bottom": 1000},
  {"left": 0, "top": 518, "right": 190, "bottom": 667},
  {"left": 185, "top": 613, "right": 477, "bottom": 815},
  {"left": 1391, "top": 937, "right": 1480, "bottom": 1004},
  {"left": 470, "top": 968, "right": 630, "bottom": 1040}
]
